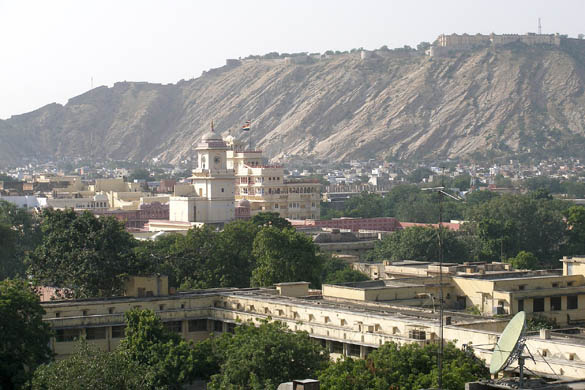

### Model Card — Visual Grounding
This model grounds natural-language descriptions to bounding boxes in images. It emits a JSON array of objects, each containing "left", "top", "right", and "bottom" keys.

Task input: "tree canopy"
[
  {"left": 120, "top": 309, "right": 203, "bottom": 389},
  {"left": 0, "top": 200, "right": 40, "bottom": 279},
  {"left": 251, "top": 227, "right": 323, "bottom": 287},
  {"left": 31, "top": 341, "right": 157, "bottom": 390},
  {"left": 370, "top": 226, "right": 470, "bottom": 263},
  {"left": 27, "top": 209, "right": 138, "bottom": 298},
  {"left": 0, "top": 279, "right": 52, "bottom": 390},
  {"left": 208, "top": 320, "right": 329, "bottom": 390},
  {"left": 318, "top": 341, "right": 488, "bottom": 390}
]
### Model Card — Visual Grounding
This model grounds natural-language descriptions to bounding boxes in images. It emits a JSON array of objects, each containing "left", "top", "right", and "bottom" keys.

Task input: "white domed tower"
[{"left": 169, "top": 123, "right": 235, "bottom": 226}]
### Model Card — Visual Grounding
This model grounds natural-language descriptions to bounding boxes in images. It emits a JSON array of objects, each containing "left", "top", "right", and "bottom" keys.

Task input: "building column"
[
  {"left": 343, "top": 343, "right": 349, "bottom": 357},
  {"left": 326, "top": 340, "right": 333, "bottom": 353},
  {"left": 360, "top": 345, "right": 367, "bottom": 359},
  {"left": 107, "top": 326, "right": 112, "bottom": 352},
  {"left": 182, "top": 320, "right": 188, "bottom": 339}
]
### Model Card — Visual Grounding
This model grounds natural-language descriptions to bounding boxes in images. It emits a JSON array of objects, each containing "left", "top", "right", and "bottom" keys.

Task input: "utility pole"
[
  {"left": 422, "top": 174, "right": 464, "bottom": 390},
  {"left": 538, "top": 18, "right": 542, "bottom": 34},
  {"left": 437, "top": 173, "right": 444, "bottom": 390}
]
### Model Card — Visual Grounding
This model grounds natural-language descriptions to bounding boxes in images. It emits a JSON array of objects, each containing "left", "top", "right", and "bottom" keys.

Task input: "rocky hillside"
[{"left": 2, "top": 43, "right": 585, "bottom": 166}]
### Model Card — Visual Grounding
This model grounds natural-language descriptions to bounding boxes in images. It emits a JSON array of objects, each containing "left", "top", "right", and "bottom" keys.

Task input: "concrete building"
[
  {"left": 353, "top": 258, "right": 585, "bottom": 326},
  {"left": 41, "top": 267, "right": 585, "bottom": 379}
]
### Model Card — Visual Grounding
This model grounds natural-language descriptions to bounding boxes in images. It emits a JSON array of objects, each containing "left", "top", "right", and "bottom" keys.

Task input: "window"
[
  {"left": 552, "top": 283, "right": 559, "bottom": 288},
  {"left": 82, "top": 310, "right": 88, "bottom": 316},
  {"left": 55, "top": 312, "right": 60, "bottom": 318},
  {"left": 164, "top": 321, "right": 182, "bottom": 333},
  {"left": 551, "top": 296, "right": 562, "bottom": 311},
  {"left": 108, "top": 307, "right": 114, "bottom": 314},
  {"left": 349, "top": 344, "right": 361, "bottom": 357},
  {"left": 188, "top": 319, "right": 208, "bottom": 332},
  {"left": 568, "top": 281, "right": 574, "bottom": 287},
  {"left": 227, "top": 323, "right": 236, "bottom": 333},
  {"left": 331, "top": 341, "right": 344, "bottom": 354},
  {"left": 56, "top": 329, "right": 80, "bottom": 342},
  {"left": 86, "top": 327, "right": 106, "bottom": 340},
  {"left": 568, "top": 295, "right": 579, "bottom": 310},
  {"left": 214, "top": 320, "right": 223, "bottom": 332},
  {"left": 518, "top": 299, "right": 524, "bottom": 312},
  {"left": 159, "top": 304, "right": 165, "bottom": 311},
  {"left": 112, "top": 326, "right": 126, "bottom": 338},
  {"left": 409, "top": 330, "right": 426, "bottom": 340},
  {"left": 519, "top": 285, "right": 526, "bottom": 291},
  {"left": 533, "top": 297, "right": 545, "bottom": 312},
  {"left": 221, "top": 188, "right": 224, "bottom": 192}
]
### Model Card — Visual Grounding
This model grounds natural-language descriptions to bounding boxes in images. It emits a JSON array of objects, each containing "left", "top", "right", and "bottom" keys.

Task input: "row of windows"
[
  {"left": 54, "top": 319, "right": 213, "bottom": 342},
  {"left": 518, "top": 295, "right": 578, "bottom": 312}
]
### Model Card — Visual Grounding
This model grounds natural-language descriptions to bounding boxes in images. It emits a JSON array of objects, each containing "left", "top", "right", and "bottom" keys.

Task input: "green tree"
[
  {"left": 208, "top": 321, "right": 328, "bottom": 390},
  {"left": 0, "top": 279, "right": 52, "bottom": 390},
  {"left": 120, "top": 309, "right": 201, "bottom": 389},
  {"left": 506, "top": 251, "right": 539, "bottom": 270},
  {"left": 31, "top": 341, "right": 157, "bottom": 390},
  {"left": 320, "top": 255, "right": 369, "bottom": 285},
  {"left": 318, "top": 342, "right": 488, "bottom": 390},
  {"left": 324, "top": 267, "right": 370, "bottom": 284},
  {"left": 28, "top": 209, "right": 137, "bottom": 298},
  {"left": 250, "top": 212, "right": 292, "bottom": 229},
  {"left": 565, "top": 205, "right": 585, "bottom": 255},
  {"left": 466, "top": 194, "right": 568, "bottom": 265},
  {"left": 0, "top": 200, "right": 41, "bottom": 279},
  {"left": 371, "top": 226, "right": 469, "bottom": 263},
  {"left": 128, "top": 168, "right": 151, "bottom": 182},
  {"left": 0, "top": 223, "right": 20, "bottom": 280},
  {"left": 251, "top": 227, "right": 323, "bottom": 287}
]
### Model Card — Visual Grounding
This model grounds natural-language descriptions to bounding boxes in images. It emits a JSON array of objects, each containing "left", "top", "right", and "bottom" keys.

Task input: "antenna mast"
[
  {"left": 538, "top": 18, "right": 542, "bottom": 34},
  {"left": 437, "top": 167, "right": 445, "bottom": 390}
]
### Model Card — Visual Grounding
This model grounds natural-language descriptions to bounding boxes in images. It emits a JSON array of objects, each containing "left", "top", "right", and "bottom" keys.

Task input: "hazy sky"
[{"left": 1, "top": 0, "right": 583, "bottom": 119}]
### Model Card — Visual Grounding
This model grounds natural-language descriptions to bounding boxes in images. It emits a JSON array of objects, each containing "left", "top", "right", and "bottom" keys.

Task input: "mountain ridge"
[{"left": 2, "top": 43, "right": 585, "bottom": 166}]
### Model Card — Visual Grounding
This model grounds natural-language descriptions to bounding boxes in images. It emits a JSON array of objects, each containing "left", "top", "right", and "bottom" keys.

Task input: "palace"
[{"left": 225, "top": 135, "right": 321, "bottom": 220}]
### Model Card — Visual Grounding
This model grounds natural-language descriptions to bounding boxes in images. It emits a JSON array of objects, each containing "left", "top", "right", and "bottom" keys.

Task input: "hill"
[{"left": 2, "top": 43, "right": 585, "bottom": 166}]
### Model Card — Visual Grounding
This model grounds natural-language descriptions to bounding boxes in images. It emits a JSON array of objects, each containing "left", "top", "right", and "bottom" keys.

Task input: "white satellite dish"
[{"left": 490, "top": 311, "right": 527, "bottom": 377}]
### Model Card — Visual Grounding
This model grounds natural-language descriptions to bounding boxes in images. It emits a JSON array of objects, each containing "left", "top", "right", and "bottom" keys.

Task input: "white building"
[{"left": 166, "top": 129, "right": 235, "bottom": 228}]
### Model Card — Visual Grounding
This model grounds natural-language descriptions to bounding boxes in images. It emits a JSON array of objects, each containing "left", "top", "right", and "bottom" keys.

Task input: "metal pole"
[
  {"left": 518, "top": 356, "right": 525, "bottom": 389},
  {"left": 438, "top": 171, "right": 444, "bottom": 390}
]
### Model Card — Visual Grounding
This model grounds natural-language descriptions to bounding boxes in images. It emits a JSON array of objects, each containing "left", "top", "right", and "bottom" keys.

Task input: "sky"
[{"left": 0, "top": 0, "right": 583, "bottom": 119}]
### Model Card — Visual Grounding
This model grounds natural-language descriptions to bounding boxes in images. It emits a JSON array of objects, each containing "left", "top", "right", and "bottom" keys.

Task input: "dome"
[{"left": 201, "top": 130, "right": 222, "bottom": 142}]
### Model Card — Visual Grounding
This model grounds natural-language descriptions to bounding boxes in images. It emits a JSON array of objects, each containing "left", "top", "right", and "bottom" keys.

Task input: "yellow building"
[
  {"left": 226, "top": 137, "right": 320, "bottom": 220},
  {"left": 41, "top": 274, "right": 585, "bottom": 379},
  {"left": 353, "top": 258, "right": 585, "bottom": 326}
]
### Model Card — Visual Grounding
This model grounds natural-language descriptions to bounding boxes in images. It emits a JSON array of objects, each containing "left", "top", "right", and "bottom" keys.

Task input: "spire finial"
[{"left": 211, "top": 120, "right": 214, "bottom": 132}]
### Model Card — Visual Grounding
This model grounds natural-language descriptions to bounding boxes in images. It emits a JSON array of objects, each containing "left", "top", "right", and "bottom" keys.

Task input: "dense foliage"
[
  {"left": 370, "top": 226, "right": 470, "bottom": 263},
  {"left": 120, "top": 309, "right": 204, "bottom": 389},
  {"left": 27, "top": 209, "right": 138, "bottom": 298},
  {"left": 251, "top": 227, "right": 322, "bottom": 287},
  {"left": 31, "top": 341, "right": 157, "bottom": 390},
  {"left": 0, "top": 279, "right": 52, "bottom": 390},
  {"left": 325, "top": 186, "right": 583, "bottom": 266},
  {"left": 0, "top": 200, "right": 40, "bottom": 279},
  {"left": 208, "top": 321, "right": 329, "bottom": 389},
  {"left": 318, "top": 342, "right": 489, "bottom": 390}
]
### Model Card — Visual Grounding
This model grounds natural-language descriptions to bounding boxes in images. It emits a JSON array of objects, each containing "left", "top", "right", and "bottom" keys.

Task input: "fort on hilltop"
[{"left": 428, "top": 32, "right": 585, "bottom": 56}]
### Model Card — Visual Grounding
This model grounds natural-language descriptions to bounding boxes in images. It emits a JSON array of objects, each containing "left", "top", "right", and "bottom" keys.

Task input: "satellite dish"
[{"left": 490, "top": 311, "right": 527, "bottom": 375}]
